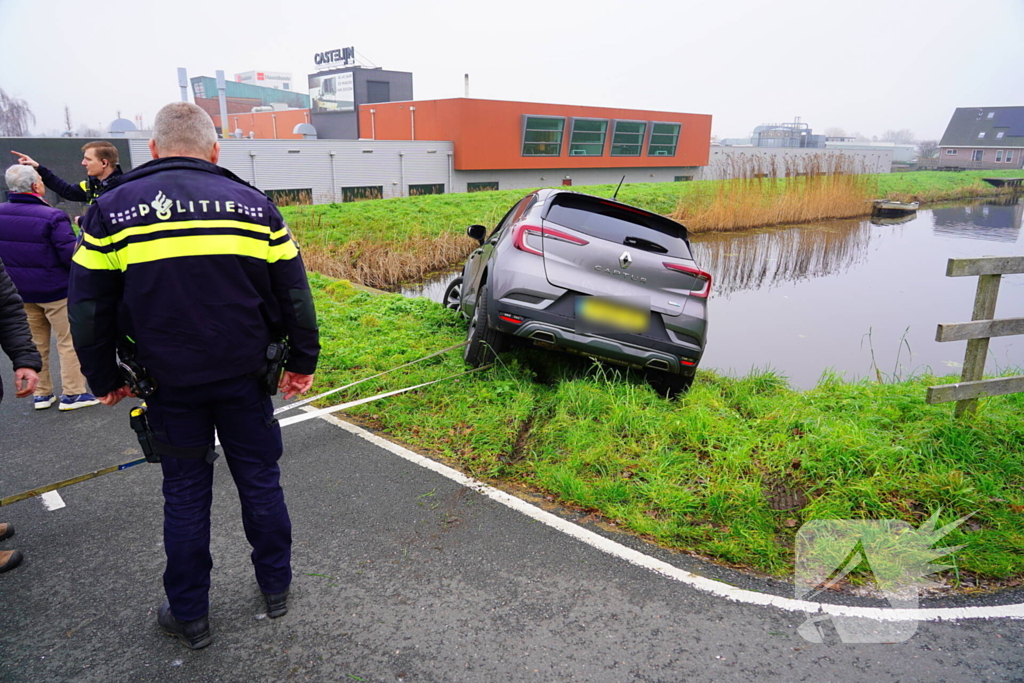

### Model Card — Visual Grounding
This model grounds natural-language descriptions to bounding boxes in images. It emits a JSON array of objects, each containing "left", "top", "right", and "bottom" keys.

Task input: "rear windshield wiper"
[{"left": 623, "top": 235, "right": 668, "bottom": 254}]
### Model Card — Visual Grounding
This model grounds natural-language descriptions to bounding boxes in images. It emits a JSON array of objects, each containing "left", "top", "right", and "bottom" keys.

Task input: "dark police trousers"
[{"left": 145, "top": 374, "right": 291, "bottom": 621}]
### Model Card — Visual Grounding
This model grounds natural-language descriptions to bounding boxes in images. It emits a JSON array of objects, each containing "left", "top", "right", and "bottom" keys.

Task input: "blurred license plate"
[{"left": 576, "top": 296, "right": 650, "bottom": 333}]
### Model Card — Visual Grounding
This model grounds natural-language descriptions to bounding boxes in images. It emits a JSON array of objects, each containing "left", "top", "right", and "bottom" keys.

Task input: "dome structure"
[{"left": 108, "top": 118, "right": 138, "bottom": 136}]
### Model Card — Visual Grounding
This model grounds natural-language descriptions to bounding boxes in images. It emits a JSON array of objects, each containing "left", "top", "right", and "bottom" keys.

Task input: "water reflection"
[
  {"left": 690, "top": 218, "right": 873, "bottom": 297},
  {"left": 932, "top": 197, "right": 1022, "bottom": 242}
]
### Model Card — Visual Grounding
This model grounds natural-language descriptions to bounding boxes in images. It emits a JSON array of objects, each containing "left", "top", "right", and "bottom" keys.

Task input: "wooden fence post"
[{"left": 926, "top": 256, "right": 1024, "bottom": 416}]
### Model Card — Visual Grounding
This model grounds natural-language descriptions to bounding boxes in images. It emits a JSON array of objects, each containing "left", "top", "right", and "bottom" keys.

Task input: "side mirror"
[{"left": 466, "top": 224, "right": 487, "bottom": 244}]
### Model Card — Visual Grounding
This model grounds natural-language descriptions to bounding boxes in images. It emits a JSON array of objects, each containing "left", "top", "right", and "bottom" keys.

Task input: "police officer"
[
  {"left": 12, "top": 142, "right": 124, "bottom": 207},
  {"left": 69, "top": 102, "right": 320, "bottom": 650}
]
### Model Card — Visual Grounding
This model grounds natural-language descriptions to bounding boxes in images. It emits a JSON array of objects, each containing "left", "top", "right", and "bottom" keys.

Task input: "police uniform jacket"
[
  {"left": 68, "top": 156, "right": 320, "bottom": 397},
  {"left": 38, "top": 164, "right": 124, "bottom": 206},
  {"left": 0, "top": 256, "right": 43, "bottom": 403}
]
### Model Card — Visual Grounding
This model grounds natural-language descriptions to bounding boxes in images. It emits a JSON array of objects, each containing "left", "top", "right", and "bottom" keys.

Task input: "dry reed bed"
[
  {"left": 299, "top": 232, "right": 475, "bottom": 289},
  {"left": 673, "top": 154, "right": 875, "bottom": 233}
]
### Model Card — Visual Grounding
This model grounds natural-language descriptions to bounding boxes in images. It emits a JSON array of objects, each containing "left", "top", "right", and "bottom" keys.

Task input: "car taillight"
[
  {"left": 513, "top": 224, "right": 589, "bottom": 256},
  {"left": 663, "top": 262, "right": 712, "bottom": 298}
]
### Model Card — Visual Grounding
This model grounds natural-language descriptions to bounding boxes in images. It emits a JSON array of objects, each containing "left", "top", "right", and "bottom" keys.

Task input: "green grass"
[
  {"left": 307, "top": 274, "right": 1024, "bottom": 582},
  {"left": 282, "top": 170, "right": 1023, "bottom": 245}
]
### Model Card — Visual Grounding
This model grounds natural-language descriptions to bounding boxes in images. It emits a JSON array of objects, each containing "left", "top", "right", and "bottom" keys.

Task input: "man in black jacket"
[
  {"left": 0, "top": 255, "right": 42, "bottom": 574},
  {"left": 12, "top": 142, "right": 123, "bottom": 208},
  {"left": 70, "top": 102, "right": 319, "bottom": 650}
]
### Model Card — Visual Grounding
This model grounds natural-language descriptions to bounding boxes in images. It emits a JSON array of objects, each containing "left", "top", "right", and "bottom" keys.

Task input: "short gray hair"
[
  {"left": 152, "top": 102, "right": 218, "bottom": 159},
  {"left": 5, "top": 164, "right": 40, "bottom": 193}
]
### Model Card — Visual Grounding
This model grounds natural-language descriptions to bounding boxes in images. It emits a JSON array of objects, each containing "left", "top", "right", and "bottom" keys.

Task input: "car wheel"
[
  {"left": 464, "top": 284, "right": 505, "bottom": 367},
  {"left": 647, "top": 371, "right": 693, "bottom": 399},
  {"left": 442, "top": 276, "right": 463, "bottom": 311}
]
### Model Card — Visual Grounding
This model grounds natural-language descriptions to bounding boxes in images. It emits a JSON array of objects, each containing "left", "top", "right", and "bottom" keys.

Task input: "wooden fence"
[{"left": 926, "top": 256, "right": 1024, "bottom": 416}]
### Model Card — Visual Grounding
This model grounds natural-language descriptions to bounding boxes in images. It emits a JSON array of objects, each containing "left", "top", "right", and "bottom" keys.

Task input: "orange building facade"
[
  {"left": 212, "top": 109, "right": 311, "bottom": 140},
  {"left": 358, "top": 98, "right": 711, "bottom": 171}
]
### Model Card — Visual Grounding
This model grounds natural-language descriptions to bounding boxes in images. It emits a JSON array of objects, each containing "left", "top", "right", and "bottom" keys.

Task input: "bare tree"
[
  {"left": 824, "top": 127, "right": 847, "bottom": 138},
  {"left": 75, "top": 123, "right": 103, "bottom": 138},
  {"left": 64, "top": 105, "right": 73, "bottom": 133},
  {"left": 0, "top": 88, "right": 35, "bottom": 136},
  {"left": 881, "top": 129, "right": 916, "bottom": 144},
  {"left": 917, "top": 139, "right": 939, "bottom": 159}
]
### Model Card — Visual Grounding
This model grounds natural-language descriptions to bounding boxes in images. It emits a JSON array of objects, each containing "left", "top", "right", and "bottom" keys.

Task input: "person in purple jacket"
[{"left": 0, "top": 165, "right": 98, "bottom": 411}]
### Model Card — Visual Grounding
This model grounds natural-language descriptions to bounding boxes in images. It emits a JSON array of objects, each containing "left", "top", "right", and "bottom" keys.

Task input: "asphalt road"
[{"left": 1, "top": 354, "right": 1023, "bottom": 682}]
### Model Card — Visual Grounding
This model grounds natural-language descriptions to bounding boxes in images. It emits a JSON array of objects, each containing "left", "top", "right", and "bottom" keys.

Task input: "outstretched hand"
[
  {"left": 11, "top": 151, "right": 39, "bottom": 168},
  {"left": 279, "top": 372, "right": 314, "bottom": 400}
]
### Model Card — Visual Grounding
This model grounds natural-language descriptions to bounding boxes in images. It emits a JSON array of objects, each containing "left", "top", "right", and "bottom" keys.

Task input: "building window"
[
  {"left": 978, "top": 132, "right": 986, "bottom": 139},
  {"left": 610, "top": 120, "right": 647, "bottom": 156},
  {"left": 987, "top": 112, "right": 995, "bottom": 119},
  {"left": 467, "top": 181, "right": 499, "bottom": 192},
  {"left": 674, "top": 175, "right": 693, "bottom": 181},
  {"left": 945, "top": 149, "right": 957, "bottom": 155},
  {"left": 1006, "top": 151, "right": 1015, "bottom": 163},
  {"left": 342, "top": 186, "right": 383, "bottom": 202},
  {"left": 522, "top": 116, "right": 565, "bottom": 156},
  {"left": 283, "top": 83, "right": 290, "bottom": 90},
  {"left": 996, "top": 131, "right": 1005, "bottom": 139},
  {"left": 265, "top": 188, "right": 312, "bottom": 205},
  {"left": 366, "top": 80, "right": 391, "bottom": 104},
  {"left": 996, "top": 150, "right": 1004, "bottom": 162},
  {"left": 972, "top": 150, "right": 983, "bottom": 161},
  {"left": 568, "top": 118, "right": 608, "bottom": 156},
  {"left": 648, "top": 122, "right": 681, "bottom": 156},
  {"left": 409, "top": 183, "right": 445, "bottom": 196}
]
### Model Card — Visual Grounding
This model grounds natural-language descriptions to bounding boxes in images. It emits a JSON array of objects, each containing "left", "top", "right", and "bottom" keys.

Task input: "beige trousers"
[{"left": 23, "top": 299, "right": 89, "bottom": 397}]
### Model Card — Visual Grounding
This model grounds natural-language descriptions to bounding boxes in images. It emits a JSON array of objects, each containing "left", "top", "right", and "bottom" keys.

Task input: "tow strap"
[{"left": 0, "top": 343, "right": 486, "bottom": 508}]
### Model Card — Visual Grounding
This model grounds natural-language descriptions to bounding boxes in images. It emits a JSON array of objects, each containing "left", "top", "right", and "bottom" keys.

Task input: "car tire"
[
  {"left": 647, "top": 371, "right": 693, "bottom": 399},
  {"left": 442, "top": 276, "right": 463, "bottom": 311},
  {"left": 464, "top": 284, "right": 505, "bottom": 367}
]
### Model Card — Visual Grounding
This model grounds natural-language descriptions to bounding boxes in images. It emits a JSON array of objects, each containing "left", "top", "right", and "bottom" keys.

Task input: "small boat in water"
[{"left": 872, "top": 199, "right": 920, "bottom": 216}]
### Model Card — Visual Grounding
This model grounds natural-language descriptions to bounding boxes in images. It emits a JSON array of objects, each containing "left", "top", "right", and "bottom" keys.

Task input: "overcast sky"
[{"left": 2, "top": 0, "right": 1022, "bottom": 142}]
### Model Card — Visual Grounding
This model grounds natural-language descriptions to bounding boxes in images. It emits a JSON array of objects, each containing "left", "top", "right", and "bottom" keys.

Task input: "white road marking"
[
  {"left": 315, "top": 410, "right": 1024, "bottom": 622},
  {"left": 39, "top": 491, "right": 65, "bottom": 511}
]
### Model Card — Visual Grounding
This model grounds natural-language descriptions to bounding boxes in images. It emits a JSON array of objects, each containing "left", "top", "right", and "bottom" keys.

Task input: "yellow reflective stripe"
[
  {"left": 82, "top": 220, "right": 274, "bottom": 248},
  {"left": 268, "top": 238, "right": 299, "bottom": 262},
  {"left": 79, "top": 181, "right": 88, "bottom": 191},
  {"left": 72, "top": 244, "right": 121, "bottom": 271},
  {"left": 270, "top": 226, "right": 290, "bottom": 241},
  {"left": 118, "top": 234, "right": 273, "bottom": 265}
]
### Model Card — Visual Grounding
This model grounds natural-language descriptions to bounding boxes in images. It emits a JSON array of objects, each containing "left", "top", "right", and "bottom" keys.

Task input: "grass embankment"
[
  {"left": 310, "top": 274, "right": 1024, "bottom": 585},
  {"left": 282, "top": 169, "right": 1023, "bottom": 289}
]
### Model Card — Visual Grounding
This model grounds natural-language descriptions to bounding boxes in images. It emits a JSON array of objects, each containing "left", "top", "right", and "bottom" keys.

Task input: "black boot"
[
  {"left": 263, "top": 589, "right": 288, "bottom": 618},
  {"left": 158, "top": 601, "right": 212, "bottom": 649}
]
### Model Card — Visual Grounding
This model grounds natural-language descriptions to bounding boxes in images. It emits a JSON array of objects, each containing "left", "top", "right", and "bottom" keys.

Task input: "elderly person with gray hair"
[{"left": 0, "top": 165, "right": 98, "bottom": 411}]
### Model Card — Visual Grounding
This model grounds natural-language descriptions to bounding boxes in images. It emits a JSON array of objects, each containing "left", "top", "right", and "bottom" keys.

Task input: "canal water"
[{"left": 401, "top": 199, "right": 1024, "bottom": 389}]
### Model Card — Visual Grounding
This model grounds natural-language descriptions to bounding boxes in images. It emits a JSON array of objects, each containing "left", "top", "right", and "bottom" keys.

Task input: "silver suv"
[{"left": 445, "top": 189, "right": 710, "bottom": 395}]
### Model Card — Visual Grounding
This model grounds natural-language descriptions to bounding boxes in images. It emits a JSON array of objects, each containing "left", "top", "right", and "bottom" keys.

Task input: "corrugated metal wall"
[{"left": 128, "top": 139, "right": 454, "bottom": 203}]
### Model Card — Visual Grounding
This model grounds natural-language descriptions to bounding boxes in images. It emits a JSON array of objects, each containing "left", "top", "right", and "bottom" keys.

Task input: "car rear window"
[{"left": 543, "top": 194, "right": 692, "bottom": 259}]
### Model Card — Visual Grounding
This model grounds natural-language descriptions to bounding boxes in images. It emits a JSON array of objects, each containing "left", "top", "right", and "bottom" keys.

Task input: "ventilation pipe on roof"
[
  {"left": 216, "top": 70, "right": 230, "bottom": 139},
  {"left": 464, "top": 73, "right": 469, "bottom": 98},
  {"left": 177, "top": 68, "right": 189, "bottom": 102}
]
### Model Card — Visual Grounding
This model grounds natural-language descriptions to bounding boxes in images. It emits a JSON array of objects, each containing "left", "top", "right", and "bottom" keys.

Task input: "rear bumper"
[{"left": 492, "top": 299, "right": 702, "bottom": 375}]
